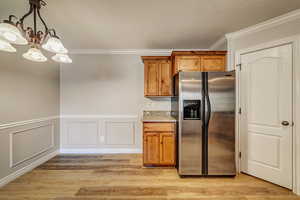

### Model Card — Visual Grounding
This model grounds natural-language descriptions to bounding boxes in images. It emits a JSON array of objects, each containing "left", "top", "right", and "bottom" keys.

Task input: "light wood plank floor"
[{"left": 0, "top": 154, "right": 299, "bottom": 200}]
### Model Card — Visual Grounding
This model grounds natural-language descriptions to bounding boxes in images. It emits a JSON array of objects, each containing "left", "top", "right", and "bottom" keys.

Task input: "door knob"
[{"left": 281, "top": 121, "right": 290, "bottom": 126}]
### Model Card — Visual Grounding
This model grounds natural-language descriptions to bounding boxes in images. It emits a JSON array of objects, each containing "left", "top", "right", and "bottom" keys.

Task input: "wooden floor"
[{"left": 0, "top": 154, "right": 299, "bottom": 200}]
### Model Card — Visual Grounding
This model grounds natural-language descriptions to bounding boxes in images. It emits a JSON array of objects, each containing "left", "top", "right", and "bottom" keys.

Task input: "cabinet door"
[
  {"left": 143, "top": 132, "right": 160, "bottom": 165},
  {"left": 159, "top": 60, "right": 173, "bottom": 96},
  {"left": 176, "top": 56, "right": 201, "bottom": 72},
  {"left": 160, "top": 133, "right": 176, "bottom": 165},
  {"left": 201, "top": 55, "right": 226, "bottom": 71},
  {"left": 144, "top": 61, "right": 159, "bottom": 96}
]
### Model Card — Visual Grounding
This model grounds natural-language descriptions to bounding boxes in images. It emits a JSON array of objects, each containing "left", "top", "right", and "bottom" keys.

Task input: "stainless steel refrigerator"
[{"left": 172, "top": 71, "right": 236, "bottom": 176}]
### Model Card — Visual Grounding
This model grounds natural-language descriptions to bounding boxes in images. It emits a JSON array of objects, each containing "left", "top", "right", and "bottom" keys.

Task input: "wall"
[
  {"left": 60, "top": 54, "right": 171, "bottom": 153},
  {"left": 229, "top": 18, "right": 300, "bottom": 52},
  {"left": 0, "top": 47, "right": 60, "bottom": 186}
]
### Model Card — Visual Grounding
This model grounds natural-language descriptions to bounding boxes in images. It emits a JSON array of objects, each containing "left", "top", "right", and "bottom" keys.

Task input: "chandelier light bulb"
[
  {"left": 0, "top": 38, "right": 16, "bottom": 52},
  {"left": 0, "top": 23, "right": 27, "bottom": 45},
  {"left": 52, "top": 53, "right": 72, "bottom": 64},
  {"left": 42, "top": 37, "right": 68, "bottom": 54},
  {"left": 23, "top": 47, "right": 47, "bottom": 62},
  {"left": 3, "top": 32, "right": 17, "bottom": 42}
]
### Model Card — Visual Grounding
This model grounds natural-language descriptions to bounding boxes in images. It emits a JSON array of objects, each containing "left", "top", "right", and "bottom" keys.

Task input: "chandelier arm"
[
  {"left": 18, "top": 4, "right": 34, "bottom": 31},
  {"left": 33, "top": 6, "right": 37, "bottom": 36},
  {"left": 8, "top": 15, "right": 18, "bottom": 23},
  {"left": 37, "top": 8, "right": 49, "bottom": 42},
  {"left": 47, "top": 28, "right": 60, "bottom": 39}
]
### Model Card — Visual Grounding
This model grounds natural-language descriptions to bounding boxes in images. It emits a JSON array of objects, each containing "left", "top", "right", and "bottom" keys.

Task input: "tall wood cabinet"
[
  {"left": 143, "top": 122, "right": 176, "bottom": 166},
  {"left": 142, "top": 56, "right": 173, "bottom": 97}
]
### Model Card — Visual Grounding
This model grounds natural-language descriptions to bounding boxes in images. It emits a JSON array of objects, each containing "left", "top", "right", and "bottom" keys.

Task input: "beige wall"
[
  {"left": 60, "top": 54, "right": 171, "bottom": 152},
  {"left": 60, "top": 54, "right": 170, "bottom": 116},
  {"left": 231, "top": 18, "right": 300, "bottom": 51},
  {"left": 0, "top": 47, "right": 60, "bottom": 124},
  {"left": 0, "top": 47, "right": 60, "bottom": 183}
]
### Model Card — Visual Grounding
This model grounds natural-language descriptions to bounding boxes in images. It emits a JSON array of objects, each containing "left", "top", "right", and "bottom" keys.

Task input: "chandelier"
[{"left": 0, "top": 0, "right": 72, "bottom": 63}]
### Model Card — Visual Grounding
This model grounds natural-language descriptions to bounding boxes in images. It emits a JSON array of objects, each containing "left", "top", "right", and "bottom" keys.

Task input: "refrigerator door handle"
[{"left": 205, "top": 93, "right": 211, "bottom": 127}]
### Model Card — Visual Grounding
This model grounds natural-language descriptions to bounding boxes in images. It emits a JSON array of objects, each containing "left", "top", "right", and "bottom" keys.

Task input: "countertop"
[{"left": 142, "top": 111, "right": 177, "bottom": 122}]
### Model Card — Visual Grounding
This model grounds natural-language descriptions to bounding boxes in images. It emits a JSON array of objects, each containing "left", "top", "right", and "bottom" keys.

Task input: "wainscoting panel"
[
  {"left": 10, "top": 124, "right": 54, "bottom": 168},
  {"left": 104, "top": 121, "right": 135, "bottom": 146},
  {"left": 61, "top": 115, "right": 140, "bottom": 153},
  {"left": 0, "top": 116, "right": 59, "bottom": 187},
  {"left": 66, "top": 121, "right": 99, "bottom": 146}
]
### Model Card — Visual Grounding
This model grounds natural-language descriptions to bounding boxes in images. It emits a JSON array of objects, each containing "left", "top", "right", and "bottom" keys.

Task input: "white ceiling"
[{"left": 1, "top": 0, "right": 300, "bottom": 49}]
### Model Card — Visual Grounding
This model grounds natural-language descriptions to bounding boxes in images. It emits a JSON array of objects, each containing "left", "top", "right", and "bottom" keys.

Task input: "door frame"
[{"left": 235, "top": 35, "right": 300, "bottom": 195}]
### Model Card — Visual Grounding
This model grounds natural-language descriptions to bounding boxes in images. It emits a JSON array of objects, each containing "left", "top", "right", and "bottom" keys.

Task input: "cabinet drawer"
[{"left": 143, "top": 123, "right": 175, "bottom": 132}]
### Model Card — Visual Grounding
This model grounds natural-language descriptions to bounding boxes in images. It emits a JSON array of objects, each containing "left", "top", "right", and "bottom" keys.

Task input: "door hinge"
[
  {"left": 236, "top": 64, "right": 242, "bottom": 71},
  {"left": 239, "top": 152, "right": 242, "bottom": 159},
  {"left": 238, "top": 107, "right": 242, "bottom": 114}
]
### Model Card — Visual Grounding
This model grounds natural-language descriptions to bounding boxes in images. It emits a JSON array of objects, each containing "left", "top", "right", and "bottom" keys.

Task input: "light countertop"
[{"left": 142, "top": 111, "right": 177, "bottom": 122}]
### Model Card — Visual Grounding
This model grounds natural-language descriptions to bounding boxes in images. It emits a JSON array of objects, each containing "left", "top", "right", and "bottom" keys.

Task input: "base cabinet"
[
  {"left": 143, "top": 133, "right": 160, "bottom": 165},
  {"left": 143, "top": 123, "right": 176, "bottom": 167},
  {"left": 160, "top": 133, "right": 176, "bottom": 165}
]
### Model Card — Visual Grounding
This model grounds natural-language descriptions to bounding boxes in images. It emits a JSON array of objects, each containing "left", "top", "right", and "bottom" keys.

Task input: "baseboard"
[
  {"left": 60, "top": 148, "right": 142, "bottom": 154},
  {"left": 0, "top": 150, "right": 59, "bottom": 188}
]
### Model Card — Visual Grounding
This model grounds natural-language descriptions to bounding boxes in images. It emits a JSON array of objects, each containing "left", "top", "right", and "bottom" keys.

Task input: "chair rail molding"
[{"left": 0, "top": 116, "right": 60, "bottom": 130}]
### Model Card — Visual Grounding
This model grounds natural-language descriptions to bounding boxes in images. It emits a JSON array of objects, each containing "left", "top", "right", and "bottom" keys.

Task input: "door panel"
[
  {"left": 144, "top": 62, "right": 159, "bottom": 96},
  {"left": 159, "top": 61, "right": 172, "bottom": 96},
  {"left": 207, "top": 72, "right": 236, "bottom": 175},
  {"left": 176, "top": 56, "right": 201, "bottom": 72},
  {"left": 240, "top": 44, "right": 293, "bottom": 189},
  {"left": 202, "top": 56, "right": 226, "bottom": 71},
  {"left": 143, "top": 133, "right": 160, "bottom": 165},
  {"left": 160, "top": 133, "right": 175, "bottom": 165},
  {"left": 178, "top": 72, "right": 203, "bottom": 175}
]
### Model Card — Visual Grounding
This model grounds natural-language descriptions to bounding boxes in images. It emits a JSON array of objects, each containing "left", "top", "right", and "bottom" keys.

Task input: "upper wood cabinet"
[
  {"left": 201, "top": 55, "right": 226, "bottom": 72},
  {"left": 172, "top": 51, "right": 227, "bottom": 75},
  {"left": 174, "top": 56, "right": 201, "bottom": 72},
  {"left": 142, "top": 56, "right": 173, "bottom": 97}
]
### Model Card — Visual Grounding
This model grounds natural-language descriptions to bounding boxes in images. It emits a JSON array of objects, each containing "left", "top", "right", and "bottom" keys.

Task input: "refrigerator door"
[
  {"left": 206, "top": 71, "right": 236, "bottom": 175},
  {"left": 178, "top": 72, "right": 203, "bottom": 175}
]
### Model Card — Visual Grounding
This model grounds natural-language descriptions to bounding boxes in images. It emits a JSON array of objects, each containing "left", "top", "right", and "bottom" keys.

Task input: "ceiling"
[{"left": 1, "top": 0, "right": 300, "bottom": 50}]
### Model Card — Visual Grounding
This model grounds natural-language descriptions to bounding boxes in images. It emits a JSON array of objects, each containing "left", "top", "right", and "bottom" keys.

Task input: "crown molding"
[
  {"left": 209, "top": 36, "right": 227, "bottom": 50},
  {"left": 226, "top": 9, "right": 300, "bottom": 39},
  {"left": 69, "top": 49, "right": 209, "bottom": 55}
]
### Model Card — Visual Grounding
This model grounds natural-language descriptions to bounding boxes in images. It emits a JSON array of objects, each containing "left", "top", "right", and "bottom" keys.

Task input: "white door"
[{"left": 240, "top": 44, "right": 293, "bottom": 189}]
